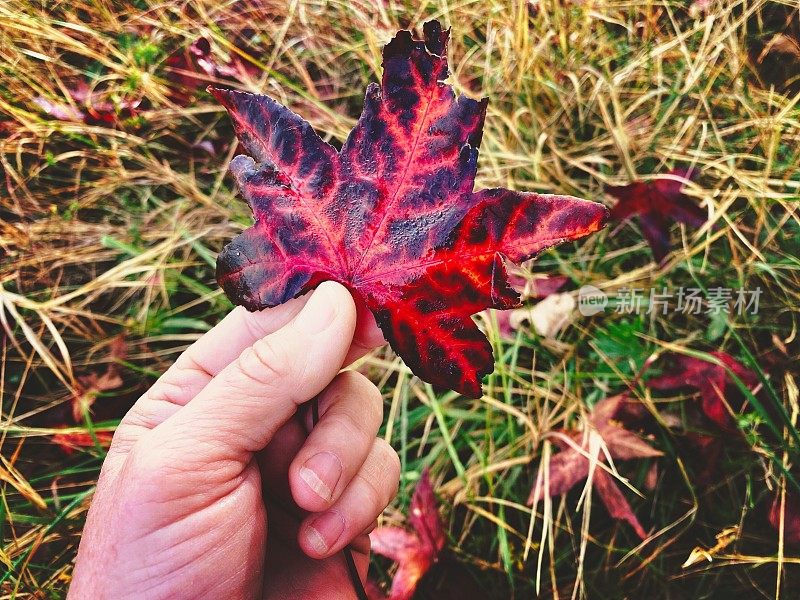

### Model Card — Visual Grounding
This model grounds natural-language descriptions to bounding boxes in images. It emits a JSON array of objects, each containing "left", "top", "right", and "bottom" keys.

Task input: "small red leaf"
[
  {"left": 370, "top": 470, "right": 445, "bottom": 600},
  {"left": 607, "top": 168, "right": 705, "bottom": 262},
  {"left": 211, "top": 21, "right": 607, "bottom": 396},
  {"left": 528, "top": 274, "right": 569, "bottom": 298},
  {"left": 528, "top": 394, "right": 661, "bottom": 539},
  {"left": 646, "top": 351, "right": 758, "bottom": 428},
  {"left": 69, "top": 83, "right": 140, "bottom": 125},
  {"left": 51, "top": 430, "right": 113, "bottom": 454},
  {"left": 592, "top": 469, "right": 648, "bottom": 540}
]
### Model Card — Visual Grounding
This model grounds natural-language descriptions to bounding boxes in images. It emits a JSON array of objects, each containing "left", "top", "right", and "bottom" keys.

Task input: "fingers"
[
  {"left": 299, "top": 437, "right": 400, "bottom": 559},
  {"left": 107, "top": 300, "right": 309, "bottom": 461},
  {"left": 117, "top": 287, "right": 385, "bottom": 442},
  {"left": 148, "top": 282, "right": 358, "bottom": 462},
  {"left": 289, "top": 371, "right": 384, "bottom": 513},
  {"left": 144, "top": 298, "right": 310, "bottom": 409}
]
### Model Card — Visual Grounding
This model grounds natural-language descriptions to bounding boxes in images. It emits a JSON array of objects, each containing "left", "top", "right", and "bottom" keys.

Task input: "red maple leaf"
[
  {"left": 210, "top": 21, "right": 607, "bottom": 396},
  {"left": 646, "top": 351, "right": 759, "bottom": 429},
  {"left": 528, "top": 394, "right": 661, "bottom": 539},
  {"left": 370, "top": 470, "right": 446, "bottom": 600},
  {"left": 607, "top": 168, "right": 705, "bottom": 262}
]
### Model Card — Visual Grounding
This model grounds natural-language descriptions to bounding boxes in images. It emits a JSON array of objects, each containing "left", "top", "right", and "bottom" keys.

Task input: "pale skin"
[{"left": 69, "top": 282, "right": 399, "bottom": 599}]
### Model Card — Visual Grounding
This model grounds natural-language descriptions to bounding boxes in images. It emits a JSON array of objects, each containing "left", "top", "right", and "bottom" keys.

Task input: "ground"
[{"left": 1, "top": 1, "right": 799, "bottom": 598}]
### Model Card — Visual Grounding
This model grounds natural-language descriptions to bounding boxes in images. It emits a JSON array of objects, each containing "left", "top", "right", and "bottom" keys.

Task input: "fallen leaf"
[
  {"left": 70, "top": 82, "right": 140, "bottom": 125},
  {"left": 34, "top": 83, "right": 140, "bottom": 125},
  {"left": 684, "top": 432, "right": 724, "bottom": 485},
  {"left": 501, "top": 292, "right": 576, "bottom": 340},
  {"left": 211, "top": 21, "right": 608, "bottom": 396},
  {"left": 370, "top": 470, "right": 445, "bottom": 600},
  {"left": 166, "top": 37, "right": 259, "bottom": 97},
  {"left": 527, "top": 274, "right": 569, "bottom": 299},
  {"left": 492, "top": 274, "right": 568, "bottom": 338},
  {"left": 71, "top": 336, "right": 126, "bottom": 422},
  {"left": 646, "top": 351, "right": 759, "bottom": 429},
  {"left": 51, "top": 430, "right": 113, "bottom": 455},
  {"left": 527, "top": 292, "right": 576, "bottom": 338},
  {"left": 592, "top": 468, "right": 648, "bottom": 539},
  {"left": 506, "top": 271, "right": 569, "bottom": 300},
  {"left": 769, "top": 490, "right": 800, "bottom": 545},
  {"left": 528, "top": 394, "right": 661, "bottom": 539},
  {"left": 607, "top": 168, "right": 705, "bottom": 262}
]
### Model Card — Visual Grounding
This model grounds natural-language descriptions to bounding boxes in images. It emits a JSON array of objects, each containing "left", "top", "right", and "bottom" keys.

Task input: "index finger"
[{"left": 113, "top": 288, "right": 384, "bottom": 447}]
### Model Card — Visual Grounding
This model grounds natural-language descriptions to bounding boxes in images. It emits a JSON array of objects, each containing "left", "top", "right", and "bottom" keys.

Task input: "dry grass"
[{"left": 1, "top": 0, "right": 799, "bottom": 598}]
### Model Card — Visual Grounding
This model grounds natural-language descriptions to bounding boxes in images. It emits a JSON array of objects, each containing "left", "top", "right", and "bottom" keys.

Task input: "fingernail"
[
  {"left": 304, "top": 511, "right": 345, "bottom": 555},
  {"left": 296, "top": 283, "right": 339, "bottom": 334},
  {"left": 299, "top": 451, "right": 342, "bottom": 502}
]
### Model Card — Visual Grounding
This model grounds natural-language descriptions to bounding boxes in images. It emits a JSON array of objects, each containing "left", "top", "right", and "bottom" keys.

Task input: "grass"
[{"left": 1, "top": 0, "right": 799, "bottom": 597}]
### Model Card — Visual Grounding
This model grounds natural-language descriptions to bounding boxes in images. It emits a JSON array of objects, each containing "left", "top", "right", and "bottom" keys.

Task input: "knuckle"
[
  {"left": 356, "top": 469, "right": 386, "bottom": 509},
  {"left": 237, "top": 336, "right": 292, "bottom": 386},
  {"left": 376, "top": 439, "right": 401, "bottom": 494},
  {"left": 124, "top": 441, "right": 173, "bottom": 480},
  {"left": 240, "top": 306, "right": 273, "bottom": 341},
  {"left": 328, "top": 404, "right": 373, "bottom": 449},
  {"left": 362, "top": 439, "right": 401, "bottom": 504}
]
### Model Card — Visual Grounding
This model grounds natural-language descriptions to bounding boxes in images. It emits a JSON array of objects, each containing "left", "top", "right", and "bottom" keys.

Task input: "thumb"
[{"left": 148, "top": 281, "right": 357, "bottom": 463}]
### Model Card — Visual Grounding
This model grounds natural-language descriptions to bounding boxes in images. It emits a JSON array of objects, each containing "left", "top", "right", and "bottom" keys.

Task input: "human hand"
[{"left": 68, "top": 282, "right": 399, "bottom": 599}]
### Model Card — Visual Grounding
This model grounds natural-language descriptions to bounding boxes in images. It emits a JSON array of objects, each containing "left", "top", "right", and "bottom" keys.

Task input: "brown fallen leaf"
[
  {"left": 527, "top": 292, "right": 576, "bottom": 339},
  {"left": 492, "top": 274, "right": 568, "bottom": 338},
  {"left": 528, "top": 394, "right": 662, "bottom": 539}
]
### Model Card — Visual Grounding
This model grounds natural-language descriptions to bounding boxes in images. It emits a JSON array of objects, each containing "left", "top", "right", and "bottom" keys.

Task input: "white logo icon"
[{"left": 578, "top": 285, "right": 608, "bottom": 316}]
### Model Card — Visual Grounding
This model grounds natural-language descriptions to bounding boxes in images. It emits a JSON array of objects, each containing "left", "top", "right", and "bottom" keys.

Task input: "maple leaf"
[
  {"left": 370, "top": 469, "right": 445, "bottom": 600},
  {"left": 646, "top": 351, "right": 759, "bottom": 429},
  {"left": 51, "top": 430, "right": 113, "bottom": 455},
  {"left": 528, "top": 394, "right": 661, "bottom": 539},
  {"left": 607, "top": 168, "right": 705, "bottom": 262},
  {"left": 210, "top": 21, "right": 607, "bottom": 396}
]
